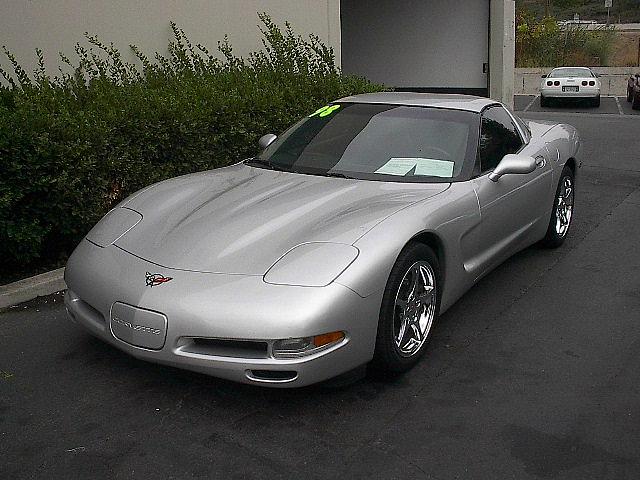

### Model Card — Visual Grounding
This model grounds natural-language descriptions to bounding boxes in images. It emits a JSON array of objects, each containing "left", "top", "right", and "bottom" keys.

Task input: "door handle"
[{"left": 535, "top": 156, "right": 547, "bottom": 168}]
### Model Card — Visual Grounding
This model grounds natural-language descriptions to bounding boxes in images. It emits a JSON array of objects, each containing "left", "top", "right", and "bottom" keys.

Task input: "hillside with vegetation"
[
  {"left": 517, "top": 0, "right": 640, "bottom": 23},
  {"left": 516, "top": 1, "right": 640, "bottom": 66}
]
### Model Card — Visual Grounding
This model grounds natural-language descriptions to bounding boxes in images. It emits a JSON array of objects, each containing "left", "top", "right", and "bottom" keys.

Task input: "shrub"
[
  {"left": 0, "top": 14, "right": 383, "bottom": 281},
  {"left": 516, "top": 10, "right": 617, "bottom": 67}
]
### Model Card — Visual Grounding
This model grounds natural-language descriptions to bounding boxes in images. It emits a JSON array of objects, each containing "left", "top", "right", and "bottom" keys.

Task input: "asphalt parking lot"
[
  {"left": 2, "top": 108, "right": 640, "bottom": 479},
  {"left": 515, "top": 94, "right": 640, "bottom": 116}
]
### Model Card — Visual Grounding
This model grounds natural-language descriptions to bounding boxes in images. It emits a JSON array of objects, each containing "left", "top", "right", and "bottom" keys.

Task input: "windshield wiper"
[
  {"left": 319, "top": 171, "right": 355, "bottom": 179},
  {"left": 246, "top": 158, "right": 292, "bottom": 172},
  {"left": 247, "top": 160, "right": 354, "bottom": 178}
]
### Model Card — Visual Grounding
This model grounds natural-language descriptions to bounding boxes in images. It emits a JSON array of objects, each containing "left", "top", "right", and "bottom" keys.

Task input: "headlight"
[
  {"left": 263, "top": 242, "right": 359, "bottom": 287},
  {"left": 85, "top": 207, "right": 142, "bottom": 247},
  {"left": 272, "top": 331, "right": 345, "bottom": 358}
]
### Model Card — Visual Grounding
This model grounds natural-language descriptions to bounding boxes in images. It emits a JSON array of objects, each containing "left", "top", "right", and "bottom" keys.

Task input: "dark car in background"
[{"left": 628, "top": 73, "right": 640, "bottom": 110}]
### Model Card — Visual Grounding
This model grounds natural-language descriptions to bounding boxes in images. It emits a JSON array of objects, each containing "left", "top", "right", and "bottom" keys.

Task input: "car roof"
[
  {"left": 551, "top": 66, "right": 593, "bottom": 71},
  {"left": 335, "top": 92, "right": 498, "bottom": 113}
]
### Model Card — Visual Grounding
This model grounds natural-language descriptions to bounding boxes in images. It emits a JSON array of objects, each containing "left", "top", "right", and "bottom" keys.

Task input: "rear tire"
[
  {"left": 628, "top": 88, "right": 633, "bottom": 103},
  {"left": 540, "top": 96, "right": 549, "bottom": 107},
  {"left": 592, "top": 95, "right": 600, "bottom": 108},
  {"left": 633, "top": 93, "right": 640, "bottom": 110},
  {"left": 372, "top": 243, "right": 440, "bottom": 374},
  {"left": 540, "top": 166, "right": 575, "bottom": 249}
]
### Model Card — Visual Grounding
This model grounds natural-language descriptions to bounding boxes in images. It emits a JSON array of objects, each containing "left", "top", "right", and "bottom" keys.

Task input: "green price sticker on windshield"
[{"left": 309, "top": 104, "right": 341, "bottom": 118}]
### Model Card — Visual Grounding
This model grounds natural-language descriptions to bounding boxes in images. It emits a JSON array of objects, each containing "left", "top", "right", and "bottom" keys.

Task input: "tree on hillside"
[
  {"left": 521, "top": 0, "right": 640, "bottom": 22},
  {"left": 544, "top": 0, "right": 581, "bottom": 17},
  {"left": 618, "top": 0, "right": 640, "bottom": 12}
]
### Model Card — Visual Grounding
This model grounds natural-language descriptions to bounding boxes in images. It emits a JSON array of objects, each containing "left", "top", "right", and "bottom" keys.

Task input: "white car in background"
[{"left": 540, "top": 67, "right": 601, "bottom": 107}]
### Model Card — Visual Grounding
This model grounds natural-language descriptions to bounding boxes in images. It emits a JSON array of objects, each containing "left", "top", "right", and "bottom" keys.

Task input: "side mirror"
[
  {"left": 258, "top": 133, "right": 277, "bottom": 150},
  {"left": 489, "top": 154, "right": 536, "bottom": 182},
  {"left": 541, "top": 74, "right": 547, "bottom": 78}
]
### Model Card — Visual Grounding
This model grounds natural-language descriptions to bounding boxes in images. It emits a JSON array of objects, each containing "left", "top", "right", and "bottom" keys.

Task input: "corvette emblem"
[
  {"left": 112, "top": 316, "right": 161, "bottom": 335},
  {"left": 145, "top": 272, "right": 173, "bottom": 287}
]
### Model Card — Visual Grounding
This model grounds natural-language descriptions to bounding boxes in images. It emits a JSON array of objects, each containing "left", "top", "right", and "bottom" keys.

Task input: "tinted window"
[
  {"left": 249, "top": 103, "right": 480, "bottom": 183},
  {"left": 548, "top": 68, "right": 593, "bottom": 78},
  {"left": 478, "top": 106, "right": 523, "bottom": 173}
]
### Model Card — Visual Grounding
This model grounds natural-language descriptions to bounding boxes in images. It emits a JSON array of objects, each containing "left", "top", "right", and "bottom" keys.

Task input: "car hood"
[{"left": 115, "top": 163, "right": 449, "bottom": 274}]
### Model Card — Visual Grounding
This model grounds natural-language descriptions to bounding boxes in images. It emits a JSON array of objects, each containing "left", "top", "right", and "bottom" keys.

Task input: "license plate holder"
[
  {"left": 562, "top": 86, "right": 579, "bottom": 92},
  {"left": 110, "top": 302, "right": 167, "bottom": 350}
]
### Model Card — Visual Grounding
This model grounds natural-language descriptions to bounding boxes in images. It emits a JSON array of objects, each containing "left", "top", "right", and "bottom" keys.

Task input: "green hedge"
[{"left": 0, "top": 14, "right": 383, "bottom": 282}]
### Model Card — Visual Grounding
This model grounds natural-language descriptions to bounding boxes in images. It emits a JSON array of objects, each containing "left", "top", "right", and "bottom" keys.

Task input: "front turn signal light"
[
  {"left": 313, "top": 331, "right": 345, "bottom": 347},
  {"left": 273, "top": 331, "right": 345, "bottom": 358}
]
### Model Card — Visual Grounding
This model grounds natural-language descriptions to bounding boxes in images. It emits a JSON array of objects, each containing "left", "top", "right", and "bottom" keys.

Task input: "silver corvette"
[{"left": 64, "top": 93, "right": 581, "bottom": 387}]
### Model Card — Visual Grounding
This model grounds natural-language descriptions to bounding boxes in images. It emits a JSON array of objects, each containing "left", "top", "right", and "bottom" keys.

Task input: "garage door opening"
[{"left": 340, "top": 0, "right": 490, "bottom": 96}]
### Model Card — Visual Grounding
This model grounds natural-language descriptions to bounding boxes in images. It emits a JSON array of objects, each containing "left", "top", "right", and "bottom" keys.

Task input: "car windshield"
[
  {"left": 549, "top": 68, "right": 593, "bottom": 78},
  {"left": 248, "top": 103, "right": 480, "bottom": 183}
]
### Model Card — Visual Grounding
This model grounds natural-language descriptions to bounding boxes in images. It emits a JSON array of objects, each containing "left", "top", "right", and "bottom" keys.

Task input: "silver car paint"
[
  {"left": 112, "top": 165, "right": 449, "bottom": 275},
  {"left": 65, "top": 240, "right": 380, "bottom": 386},
  {"left": 336, "top": 120, "right": 577, "bottom": 313},
  {"left": 64, "top": 94, "right": 580, "bottom": 387}
]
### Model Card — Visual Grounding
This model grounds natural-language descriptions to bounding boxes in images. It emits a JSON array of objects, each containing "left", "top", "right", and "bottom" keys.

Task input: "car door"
[{"left": 471, "top": 105, "right": 552, "bottom": 278}]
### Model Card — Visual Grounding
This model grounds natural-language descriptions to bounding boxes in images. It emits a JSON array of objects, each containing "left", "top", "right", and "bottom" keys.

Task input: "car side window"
[{"left": 477, "top": 106, "right": 524, "bottom": 173}]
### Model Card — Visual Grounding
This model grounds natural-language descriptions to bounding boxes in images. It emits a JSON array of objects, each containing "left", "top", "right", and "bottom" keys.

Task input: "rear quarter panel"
[{"left": 529, "top": 121, "right": 580, "bottom": 234}]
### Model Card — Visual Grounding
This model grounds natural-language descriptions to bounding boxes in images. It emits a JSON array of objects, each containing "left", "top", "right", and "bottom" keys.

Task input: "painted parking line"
[
  {"left": 514, "top": 95, "right": 640, "bottom": 116},
  {"left": 513, "top": 95, "right": 536, "bottom": 111},
  {"left": 523, "top": 95, "right": 539, "bottom": 113},
  {"left": 520, "top": 110, "right": 640, "bottom": 120},
  {"left": 615, "top": 96, "right": 625, "bottom": 116}
]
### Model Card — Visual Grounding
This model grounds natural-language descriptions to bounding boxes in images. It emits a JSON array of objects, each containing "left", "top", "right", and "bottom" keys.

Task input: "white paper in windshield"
[
  {"left": 413, "top": 158, "right": 455, "bottom": 177},
  {"left": 375, "top": 157, "right": 455, "bottom": 178},
  {"left": 374, "top": 158, "right": 417, "bottom": 176}
]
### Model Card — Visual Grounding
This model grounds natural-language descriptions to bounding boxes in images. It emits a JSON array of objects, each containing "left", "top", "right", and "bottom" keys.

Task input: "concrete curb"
[{"left": 0, "top": 267, "right": 66, "bottom": 310}]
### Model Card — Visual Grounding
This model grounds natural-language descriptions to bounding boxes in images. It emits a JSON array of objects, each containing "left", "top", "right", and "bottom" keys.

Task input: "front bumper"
[
  {"left": 540, "top": 86, "right": 600, "bottom": 99},
  {"left": 64, "top": 240, "right": 380, "bottom": 387}
]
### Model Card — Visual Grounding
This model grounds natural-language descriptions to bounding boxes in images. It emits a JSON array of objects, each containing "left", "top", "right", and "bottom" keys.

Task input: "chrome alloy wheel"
[
  {"left": 393, "top": 261, "right": 437, "bottom": 357},
  {"left": 555, "top": 176, "right": 574, "bottom": 237}
]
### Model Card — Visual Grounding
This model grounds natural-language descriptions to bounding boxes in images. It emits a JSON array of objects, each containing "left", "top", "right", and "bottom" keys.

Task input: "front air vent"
[
  {"left": 247, "top": 370, "right": 298, "bottom": 382},
  {"left": 181, "top": 338, "right": 269, "bottom": 359}
]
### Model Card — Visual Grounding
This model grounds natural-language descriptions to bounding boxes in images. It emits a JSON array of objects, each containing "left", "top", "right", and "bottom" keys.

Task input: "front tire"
[
  {"left": 540, "top": 166, "right": 575, "bottom": 249},
  {"left": 372, "top": 243, "right": 440, "bottom": 374}
]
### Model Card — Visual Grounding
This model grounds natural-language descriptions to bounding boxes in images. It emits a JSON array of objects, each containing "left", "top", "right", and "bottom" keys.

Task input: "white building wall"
[{"left": 0, "top": 0, "right": 341, "bottom": 77}]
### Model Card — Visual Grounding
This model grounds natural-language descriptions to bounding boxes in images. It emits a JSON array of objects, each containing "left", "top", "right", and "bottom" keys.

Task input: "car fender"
[{"left": 336, "top": 182, "right": 481, "bottom": 314}]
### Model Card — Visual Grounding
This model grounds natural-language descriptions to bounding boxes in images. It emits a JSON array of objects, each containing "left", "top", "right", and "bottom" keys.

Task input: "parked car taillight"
[
  {"left": 589, "top": 81, "right": 595, "bottom": 86},
  {"left": 554, "top": 81, "right": 560, "bottom": 86},
  {"left": 582, "top": 81, "right": 588, "bottom": 86},
  {"left": 547, "top": 81, "right": 553, "bottom": 86}
]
